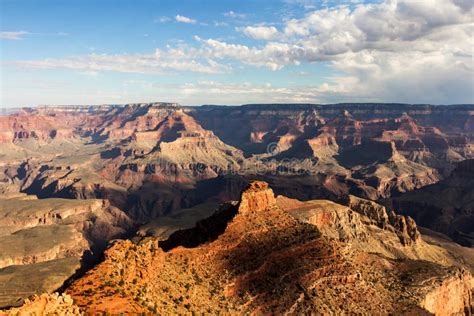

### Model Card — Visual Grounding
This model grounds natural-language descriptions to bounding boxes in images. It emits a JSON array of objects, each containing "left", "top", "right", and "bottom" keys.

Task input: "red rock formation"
[
  {"left": 64, "top": 181, "right": 473, "bottom": 315},
  {"left": 237, "top": 181, "right": 276, "bottom": 213},
  {"left": 1, "top": 103, "right": 473, "bottom": 314},
  {"left": 344, "top": 195, "right": 420, "bottom": 245}
]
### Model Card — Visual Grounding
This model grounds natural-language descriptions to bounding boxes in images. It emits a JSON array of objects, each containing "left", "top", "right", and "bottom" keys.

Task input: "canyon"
[{"left": 0, "top": 102, "right": 473, "bottom": 313}]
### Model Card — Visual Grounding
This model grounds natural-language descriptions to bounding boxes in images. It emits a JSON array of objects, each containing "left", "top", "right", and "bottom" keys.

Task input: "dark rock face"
[
  {"left": 386, "top": 159, "right": 474, "bottom": 246},
  {"left": 159, "top": 201, "right": 238, "bottom": 251}
]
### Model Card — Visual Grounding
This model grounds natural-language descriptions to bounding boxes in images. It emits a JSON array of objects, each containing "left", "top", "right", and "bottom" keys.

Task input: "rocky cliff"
[
  {"left": 343, "top": 195, "right": 420, "bottom": 245},
  {"left": 0, "top": 196, "right": 133, "bottom": 308},
  {"left": 1, "top": 103, "right": 473, "bottom": 313},
  {"left": 237, "top": 181, "right": 276, "bottom": 213},
  {"left": 1, "top": 103, "right": 471, "bottom": 221},
  {"left": 418, "top": 268, "right": 473, "bottom": 315}
]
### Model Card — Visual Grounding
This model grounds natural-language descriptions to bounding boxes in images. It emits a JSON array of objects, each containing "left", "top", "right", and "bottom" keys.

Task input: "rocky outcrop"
[
  {"left": 387, "top": 210, "right": 420, "bottom": 246},
  {"left": 280, "top": 197, "right": 368, "bottom": 242},
  {"left": 1, "top": 293, "right": 81, "bottom": 315},
  {"left": 65, "top": 182, "right": 359, "bottom": 314},
  {"left": 343, "top": 195, "right": 420, "bottom": 245},
  {"left": 277, "top": 195, "right": 457, "bottom": 267},
  {"left": 100, "top": 110, "right": 245, "bottom": 193},
  {"left": 237, "top": 180, "right": 276, "bottom": 213},
  {"left": 158, "top": 181, "right": 278, "bottom": 250},
  {"left": 419, "top": 268, "right": 473, "bottom": 315}
]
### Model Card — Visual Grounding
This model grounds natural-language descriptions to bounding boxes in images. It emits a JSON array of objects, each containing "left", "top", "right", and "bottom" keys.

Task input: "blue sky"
[{"left": 1, "top": 0, "right": 473, "bottom": 107}]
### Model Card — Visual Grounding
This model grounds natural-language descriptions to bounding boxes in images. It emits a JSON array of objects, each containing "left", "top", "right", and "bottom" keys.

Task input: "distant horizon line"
[{"left": 1, "top": 101, "right": 474, "bottom": 110}]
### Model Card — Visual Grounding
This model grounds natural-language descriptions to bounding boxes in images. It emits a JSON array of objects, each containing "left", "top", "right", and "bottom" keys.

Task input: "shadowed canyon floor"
[{"left": 0, "top": 103, "right": 473, "bottom": 313}]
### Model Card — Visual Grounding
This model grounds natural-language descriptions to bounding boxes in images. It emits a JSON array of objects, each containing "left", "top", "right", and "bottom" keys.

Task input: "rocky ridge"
[{"left": 64, "top": 181, "right": 473, "bottom": 314}]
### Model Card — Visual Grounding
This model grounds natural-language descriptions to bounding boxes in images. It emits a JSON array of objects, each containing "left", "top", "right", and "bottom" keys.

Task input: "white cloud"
[
  {"left": 12, "top": 50, "right": 231, "bottom": 75},
  {"left": 214, "top": 21, "right": 229, "bottom": 27},
  {"left": 155, "top": 16, "right": 171, "bottom": 23},
  {"left": 177, "top": 81, "right": 329, "bottom": 104},
  {"left": 175, "top": 15, "right": 196, "bottom": 24},
  {"left": 278, "top": 0, "right": 473, "bottom": 103},
  {"left": 326, "top": 49, "right": 474, "bottom": 104},
  {"left": 6, "top": 0, "right": 474, "bottom": 104},
  {"left": 0, "top": 31, "right": 29, "bottom": 40},
  {"left": 241, "top": 26, "right": 280, "bottom": 40},
  {"left": 202, "top": 38, "right": 303, "bottom": 70},
  {"left": 224, "top": 11, "right": 247, "bottom": 19},
  {"left": 200, "top": 0, "right": 473, "bottom": 102}
]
